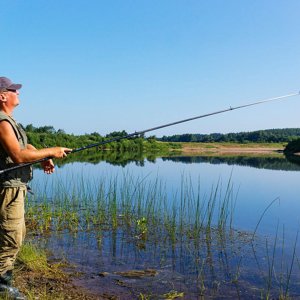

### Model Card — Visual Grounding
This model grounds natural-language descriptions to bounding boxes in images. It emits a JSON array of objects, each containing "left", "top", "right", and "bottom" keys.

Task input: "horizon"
[{"left": 22, "top": 122, "right": 300, "bottom": 138}]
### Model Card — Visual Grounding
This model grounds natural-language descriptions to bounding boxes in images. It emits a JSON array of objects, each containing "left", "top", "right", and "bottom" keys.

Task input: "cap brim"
[{"left": 8, "top": 84, "right": 22, "bottom": 90}]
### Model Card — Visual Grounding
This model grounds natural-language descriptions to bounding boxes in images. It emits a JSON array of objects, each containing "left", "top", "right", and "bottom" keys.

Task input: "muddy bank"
[
  {"left": 13, "top": 257, "right": 114, "bottom": 300},
  {"left": 13, "top": 258, "right": 188, "bottom": 299}
]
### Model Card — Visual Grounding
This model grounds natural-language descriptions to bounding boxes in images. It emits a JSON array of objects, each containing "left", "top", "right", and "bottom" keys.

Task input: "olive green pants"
[{"left": 0, "top": 186, "right": 26, "bottom": 276}]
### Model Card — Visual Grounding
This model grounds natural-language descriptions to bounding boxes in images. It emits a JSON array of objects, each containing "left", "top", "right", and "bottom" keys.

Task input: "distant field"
[{"left": 177, "top": 142, "right": 286, "bottom": 154}]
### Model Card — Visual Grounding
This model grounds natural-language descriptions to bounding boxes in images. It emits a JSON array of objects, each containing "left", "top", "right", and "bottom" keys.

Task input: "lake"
[{"left": 27, "top": 153, "right": 300, "bottom": 299}]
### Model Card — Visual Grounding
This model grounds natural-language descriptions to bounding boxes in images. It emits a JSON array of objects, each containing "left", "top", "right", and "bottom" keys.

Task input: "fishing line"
[{"left": 1, "top": 91, "right": 299, "bottom": 175}]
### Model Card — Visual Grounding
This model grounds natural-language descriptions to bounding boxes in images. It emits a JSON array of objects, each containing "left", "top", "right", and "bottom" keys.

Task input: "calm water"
[{"left": 29, "top": 154, "right": 300, "bottom": 298}]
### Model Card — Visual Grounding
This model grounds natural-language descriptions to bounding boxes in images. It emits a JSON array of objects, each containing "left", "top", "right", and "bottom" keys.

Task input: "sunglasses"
[{"left": 5, "top": 89, "right": 17, "bottom": 93}]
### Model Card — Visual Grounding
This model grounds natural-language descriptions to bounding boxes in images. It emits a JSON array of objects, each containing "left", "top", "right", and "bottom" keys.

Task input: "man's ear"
[{"left": 0, "top": 93, "right": 7, "bottom": 102}]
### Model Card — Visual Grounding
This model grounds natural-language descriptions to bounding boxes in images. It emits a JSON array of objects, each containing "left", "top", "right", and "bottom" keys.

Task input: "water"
[
  {"left": 33, "top": 155, "right": 300, "bottom": 240},
  {"left": 28, "top": 154, "right": 300, "bottom": 298}
]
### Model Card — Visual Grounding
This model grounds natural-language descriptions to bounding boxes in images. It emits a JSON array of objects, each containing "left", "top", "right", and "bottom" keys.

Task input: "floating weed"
[
  {"left": 162, "top": 290, "right": 184, "bottom": 299},
  {"left": 139, "top": 293, "right": 151, "bottom": 300},
  {"left": 136, "top": 217, "right": 148, "bottom": 239}
]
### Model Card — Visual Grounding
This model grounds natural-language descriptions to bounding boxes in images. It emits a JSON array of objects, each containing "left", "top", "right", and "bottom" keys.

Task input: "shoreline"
[{"left": 177, "top": 142, "right": 285, "bottom": 155}]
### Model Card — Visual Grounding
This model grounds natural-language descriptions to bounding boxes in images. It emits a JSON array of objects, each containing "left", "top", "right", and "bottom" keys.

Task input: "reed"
[{"left": 283, "top": 230, "right": 299, "bottom": 298}]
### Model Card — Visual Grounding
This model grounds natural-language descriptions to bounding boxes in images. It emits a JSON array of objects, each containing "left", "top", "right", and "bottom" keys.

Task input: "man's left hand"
[{"left": 41, "top": 159, "right": 55, "bottom": 174}]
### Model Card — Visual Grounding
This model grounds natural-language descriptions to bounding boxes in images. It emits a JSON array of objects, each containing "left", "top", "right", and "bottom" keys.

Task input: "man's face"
[{"left": 1, "top": 89, "right": 20, "bottom": 107}]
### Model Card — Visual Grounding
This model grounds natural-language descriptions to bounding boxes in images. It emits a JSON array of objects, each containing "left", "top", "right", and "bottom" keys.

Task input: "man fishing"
[{"left": 0, "top": 76, "right": 71, "bottom": 299}]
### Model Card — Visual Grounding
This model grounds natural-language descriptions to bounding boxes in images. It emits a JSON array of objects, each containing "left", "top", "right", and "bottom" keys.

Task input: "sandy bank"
[{"left": 179, "top": 142, "right": 284, "bottom": 155}]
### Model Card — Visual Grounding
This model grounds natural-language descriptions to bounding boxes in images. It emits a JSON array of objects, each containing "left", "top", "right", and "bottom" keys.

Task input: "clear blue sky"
[{"left": 1, "top": 0, "right": 300, "bottom": 136}]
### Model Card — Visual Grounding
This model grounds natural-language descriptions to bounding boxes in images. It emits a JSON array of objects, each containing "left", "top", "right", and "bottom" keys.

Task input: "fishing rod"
[{"left": 0, "top": 91, "right": 299, "bottom": 175}]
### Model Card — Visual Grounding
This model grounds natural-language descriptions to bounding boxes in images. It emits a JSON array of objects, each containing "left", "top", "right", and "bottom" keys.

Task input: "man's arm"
[
  {"left": 0, "top": 121, "right": 71, "bottom": 163},
  {"left": 27, "top": 144, "right": 56, "bottom": 174}
]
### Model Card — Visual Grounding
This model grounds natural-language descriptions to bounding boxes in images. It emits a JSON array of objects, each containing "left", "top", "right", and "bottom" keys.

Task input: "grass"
[
  {"left": 0, "top": 243, "right": 67, "bottom": 300},
  {"left": 16, "top": 243, "right": 49, "bottom": 273}
]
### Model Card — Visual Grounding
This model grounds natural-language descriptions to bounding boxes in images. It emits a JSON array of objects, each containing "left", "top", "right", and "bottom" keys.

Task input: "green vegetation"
[
  {"left": 26, "top": 173, "right": 236, "bottom": 236},
  {"left": 16, "top": 243, "right": 49, "bottom": 273},
  {"left": 284, "top": 138, "right": 300, "bottom": 154},
  {"left": 23, "top": 124, "right": 180, "bottom": 153},
  {"left": 12, "top": 243, "right": 71, "bottom": 300},
  {"left": 161, "top": 128, "right": 300, "bottom": 143}
]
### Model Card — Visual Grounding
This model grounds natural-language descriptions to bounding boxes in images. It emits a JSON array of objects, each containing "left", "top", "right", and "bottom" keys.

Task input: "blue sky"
[{"left": 1, "top": 0, "right": 300, "bottom": 136}]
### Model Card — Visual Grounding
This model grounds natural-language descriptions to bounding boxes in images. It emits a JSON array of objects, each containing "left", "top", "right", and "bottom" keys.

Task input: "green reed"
[
  {"left": 26, "top": 171, "right": 238, "bottom": 247},
  {"left": 250, "top": 217, "right": 300, "bottom": 300}
]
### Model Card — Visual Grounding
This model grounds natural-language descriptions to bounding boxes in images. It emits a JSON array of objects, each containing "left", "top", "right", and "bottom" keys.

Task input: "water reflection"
[
  {"left": 285, "top": 153, "right": 300, "bottom": 167},
  {"left": 162, "top": 155, "right": 300, "bottom": 171},
  {"left": 44, "top": 150, "right": 153, "bottom": 168},
  {"left": 35, "top": 150, "right": 300, "bottom": 171}
]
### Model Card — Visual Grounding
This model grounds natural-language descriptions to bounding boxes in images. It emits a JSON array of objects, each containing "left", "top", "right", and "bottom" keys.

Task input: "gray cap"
[{"left": 0, "top": 77, "right": 22, "bottom": 91}]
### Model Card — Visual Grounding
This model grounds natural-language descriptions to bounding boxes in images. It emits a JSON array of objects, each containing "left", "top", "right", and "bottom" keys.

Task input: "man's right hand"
[{"left": 50, "top": 147, "right": 72, "bottom": 158}]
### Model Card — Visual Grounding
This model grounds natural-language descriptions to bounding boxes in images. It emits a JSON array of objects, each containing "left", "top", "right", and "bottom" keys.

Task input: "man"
[{"left": 0, "top": 76, "right": 71, "bottom": 299}]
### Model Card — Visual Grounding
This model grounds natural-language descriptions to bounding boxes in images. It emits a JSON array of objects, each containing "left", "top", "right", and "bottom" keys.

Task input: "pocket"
[{"left": 5, "top": 188, "right": 25, "bottom": 221}]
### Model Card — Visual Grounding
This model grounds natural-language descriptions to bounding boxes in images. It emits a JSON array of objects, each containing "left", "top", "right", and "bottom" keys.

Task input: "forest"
[
  {"left": 22, "top": 124, "right": 300, "bottom": 154},
  {"left": 160, "top": 128, "right": 300, "bottom": 143},
  {"left": 23, "top": 124, "right": 177, "bottom": 153}
]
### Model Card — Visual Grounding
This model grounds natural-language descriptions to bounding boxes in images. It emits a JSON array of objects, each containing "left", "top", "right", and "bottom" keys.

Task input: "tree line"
[
  {"left": 21, "top": 124, "right": 300, "bottom": 154},
  {"left": 23, "top": 124, "right": 177, "bottom": 153},
  {"left": 160, "top": 128, "right": 300, "bottom": 143}
]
